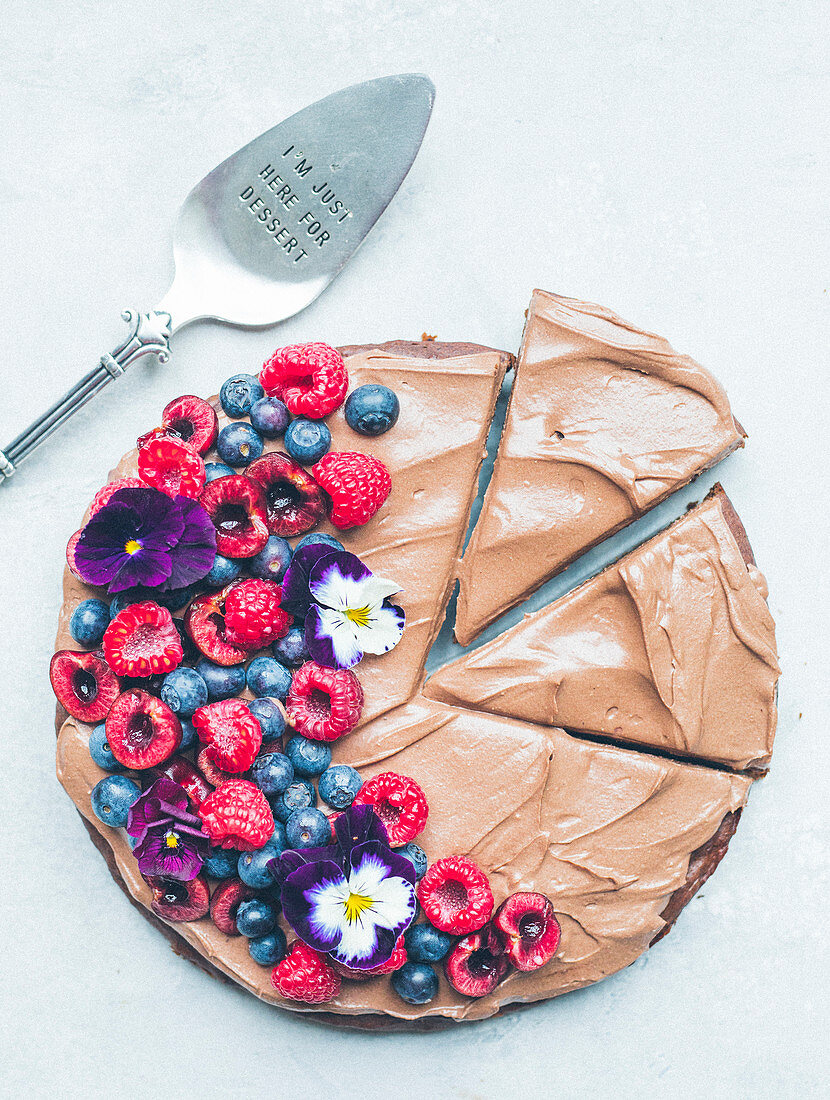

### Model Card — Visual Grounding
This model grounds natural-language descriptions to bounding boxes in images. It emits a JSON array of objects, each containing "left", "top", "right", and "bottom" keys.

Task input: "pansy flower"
[
  {"left": 126, "top": 776, "right": 210, "bottom": 881},
  {"left": 75, "top": 486, "right": 216, "bottom": 594},
  {"left": 270, "top": 805, "right": 417, "bottom": 970},
  {"left": 281, "top": 545, "right": 404, "bottom": 670}
]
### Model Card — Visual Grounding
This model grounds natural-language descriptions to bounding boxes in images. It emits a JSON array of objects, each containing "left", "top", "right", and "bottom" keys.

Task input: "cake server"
[{"left": 0, "top": 73, "right": 434, "bottom": 482}]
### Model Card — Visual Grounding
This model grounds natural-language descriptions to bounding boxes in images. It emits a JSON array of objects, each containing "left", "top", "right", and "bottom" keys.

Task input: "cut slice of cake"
[
  {"left": 427, "top": 486, "right": 780, "bottom": 771},
  {"left": 454, "top": 290, "right": 745, "bottom": 645}
]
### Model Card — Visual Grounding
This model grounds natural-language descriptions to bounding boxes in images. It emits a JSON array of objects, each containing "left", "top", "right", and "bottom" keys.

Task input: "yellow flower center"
[
  {"left": 124, "top": 539, "right": 142, "bottom": 555},
  {"left": 165, "top": 832, "right": 179, "bottom": 849},
  {"left": 344, "top": 605, "right": 371, "bottom": 629},
  {"left": 343, "top": 891, "right": 374, "bottom": 923}
]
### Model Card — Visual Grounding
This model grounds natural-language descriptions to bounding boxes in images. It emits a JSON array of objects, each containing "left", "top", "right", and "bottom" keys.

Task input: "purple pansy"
[
  {"left": 126, "top": 776, "right": 210, "bottom": 881},
  {"left": 75, "top": 486, "right": 216, "bottom": 594},
  {"left": 269, "top": 805, "right": 417, "bottom": 970}
]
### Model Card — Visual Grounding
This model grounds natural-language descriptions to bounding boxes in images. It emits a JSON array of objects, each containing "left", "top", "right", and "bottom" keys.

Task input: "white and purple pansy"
[
  {"left": 281, "top": 544, "right": 404, "bottom": 670},
  {"left": 270, "top": 805, "right": 418, "bottom": 970}
]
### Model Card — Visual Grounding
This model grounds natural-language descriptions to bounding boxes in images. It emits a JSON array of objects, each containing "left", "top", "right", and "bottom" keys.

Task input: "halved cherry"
[
  {"left": 199, "top": 474, "right": 269, "bottom": 558},
  {"left": 161, "top": 395, "right": 218, "bottom": 455},
  {"left": 50, "top": 650, "right": 121, "bottom": 723},
  {"left": 183, "top": 588, "right": 249, "bottom": 667},
  {"left": 493, "top": 892, "right": 561, "bottom": 971},
  {"left": 444, "top": 926, "right": 511, "bottom": 997},
  {"left": 246, "top": 452, "right": 326, "bottom": 536},
  {"left": 105, "top": 689, "right": 182, "bottom": 769},
  {"left": 152, "top": 755, "right": 213, "bottom": 809},
  {"left": 146, "top": 873, "right": 210, "bottom": 922},
  {"left": 209, "top": 878, "right": 255, "bottom": 935}
]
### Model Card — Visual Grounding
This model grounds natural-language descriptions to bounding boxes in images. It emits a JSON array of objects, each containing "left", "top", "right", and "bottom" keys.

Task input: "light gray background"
[{"left": 1, "top": 2, "right": 827, "bottom": 1097}]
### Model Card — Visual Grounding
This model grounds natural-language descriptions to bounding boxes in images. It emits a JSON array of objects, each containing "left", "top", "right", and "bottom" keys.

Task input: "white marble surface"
[{"left": 1, "top": 1, "right": 828, "bottom": 1096}]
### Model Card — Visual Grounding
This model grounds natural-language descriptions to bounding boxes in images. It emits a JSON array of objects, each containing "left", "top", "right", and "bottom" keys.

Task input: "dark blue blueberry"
[
  {"left": 396, "top": 842, "right": 428, "bottom": 880},
  {"left": 250, "top": 395, "right": 290, "bottom": 438},
  {"left": 220, "top": 373, "right": 265, "bottom": 418},
  {"left": 248, "top": 696, "right": 286, "bottom": 741},
  {"left": 391, "top": 962, "right": 439, "bottom": 1004},
  {"left": 271, "top": 627, "right": 308, "bottom": 669},
  {"left": 270, "top": 778, "right": 316, "bottom": 823},
  {"left": 250, "top": 752, "right": 295, "bottom": 796},
  {"left": 204, "top": 461, "right": 235, "bottom": 483},
  {"left": 70, "top": 599, "right": 110, "bottom": 646},
  {"left": 318, "top": 765, "right": 362, "bottom": 809},
  {"left": 247, "top": 536, "right": 292, "bottom": 582},
  {"left": 202, "top": 848, "right": 242, "bottom": 879},
  {"left": 247, "top": 656, "right": 292, "bottom": 699},
  {"left": 235, "top": 897, "right": 278, "bottom": 938},
  {"left": 88, "top": 723, "right": 124, "bottom": 771},
  {"left": 217, "top": 422, "right": 264, "bottom": 467},
  {"left": 90, "top": 775, "right": 141, "bottom": 828},
  {"left": 237, "top": 830, "right": 286, "bottom": 889},
  {"left": 284, "top": 418, "right": 331, "bottom": 465},
  {"left": 293, "top": 532, "right": 345, "bottom": 554},
  {"left": 178, "top": 720, "right": 197, "bottom": 752},
  {"left": 196, "top": 657, "right": 246, "bottom": 701},
  {"left": 286, "top": 807, "right": 331, "bottom": 848},
  {"left": 160, "top": 667, "right": 208, "bottom": 717},
  {"left": 285, "top": 736, "right": 331, "bottom": 778},
  {"left": 248, "top": 927, "right": 288, "bottom": 966},
  {"left": 344, "top": 384, "right": 400, "bottom": 436},
  {"left": 205, "top": 553, "right": 243, "bottom": 588},
  {"left": 404, "top": 922, "right": 453, "bottom": 963}
]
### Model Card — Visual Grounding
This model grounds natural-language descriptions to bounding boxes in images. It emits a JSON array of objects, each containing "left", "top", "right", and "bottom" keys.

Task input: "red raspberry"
[
  {"left": 287, "top": 661, "right": 363, "bottom": 742},
  {"left": 353, "top": 772, "right": 429, "bottom": 846},
  {"left": 138, "top": 435, "right": 206, "bottom": 499},
  {"left": 102, "top": 601, "right": 183, "bottom": 678},
  {"left": 223, "top": 579, "right": 291, "bottom": 649},
  {"left": 260, "top": 342, "right": 348, "bottom": 419},
  {"left": 271, "top": 941, "right": 341, "bottom": 1004},
  {"left": 89, "top": 477, "right": 144, "bottom": 517},
  {"left": 311, "top": 451, "right": 391, "bottom": 529},
  {"left": 198, "top": 779, "right": 275, "bottom": 851},
  {"left": 418, "top": 856, "right": 494, "bottom": 935},
  {"left": 329, "top": 936, "right": 407, "bottom": 980},
  {"left": 192, "top": 699, "right": 262, "bottom": 773}
]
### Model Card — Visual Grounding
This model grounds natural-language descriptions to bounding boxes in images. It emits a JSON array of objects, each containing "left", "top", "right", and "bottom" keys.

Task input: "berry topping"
[
  {"left": 209, "top": 878, "right": 255, "bottom": 935},
  {"left": 160, "top": 666, "right": 208, "bottom": 717},
  {"left": 103, "top": 601, "right": 184, "bottom": 678},
  {"left": 184, "top": 589, "right": 250, "bottom": 667},
  {"left": 246, "top": 656, "right": 292, "bottom": 699},
  {"left": 146, "top": 873, "right": 210, "bottom": 922},
  {"left": 66, "top": 530, "right": 84, "bottom": 580},
  {"left": 50, "top": 650, "right": 121, "bottom": 723},
  {"left": 353, "top": 772, "right": 428, "bottom": 845},
  {"left": 318, "top": 764, "right": 362, "bottom": 810},
  {"left": 198, "top": 779, "right": 275, "bottom": 851},
  {"left": 248, "top": 535, "right": 292, "bottom": 583},
  {"left": 271, "top": 941, "right": 341, "bottom": 1004},
  {"left": 329, "top": 936, "right": 407, "bottom": 981},
  {"left": 236, "top": 897, "right": 279, "bottom": 938},
  {"left": 90, "top": 775, "right": 141, "bottom": 828},
  {"left": 220, "top": 373, "right": 265, "bottom": 419},
  {"left": 344, "top": 384, "right": 400, "bottom": 437},
  {"left": 391, "top": 961, "right": 440, "bottom": 1005},
  {"left": 196, "top": 747, "right": 236, "bottom": 788},
  {"left": 250, "top": 395, "right": 290, "bottom": 438},
  {"left": 217, "top": 422, "right": 265, "bottom": 468},
  {"left": 138, "top": 435, "right": 206, "bottom": 499},
  {"left": 286, "top": 661, "right": 363, "bottom": 742},
  {"left": 246, "top": 452, "right": 326, "bottom": 537},
  {"left": 285, "top": 807, "right": 331, "bottom": 849},
  {"left": 284, "top": 418, "right": 331, "bottom": 465},
  {"left": 70, "top": 598, "right": 110, "bottom": 647},
  {"left": 418, "top": 856, "right": 494, "bottom": 935},
  {"left": 223, "top": 579, "right": 291, "bottom": 649},
  {"left": 444, "top": 928, "right": 511, "bottom": 998},
  {"left": 260, "top": 342, "right": 348, "bottom": 420},
  {"left": 199, "top": 474, "right": 269, "bottom": 558},
  {"left": 311, "top": 451, "right": 391, "bottom": 530},
  {"left": 493, "top": 892, "right": 561, "bottom": 972},
  {"left": 160, "top": 395, "right": 219, "bottom": 455},
  {"left": 152, "top": 755, "right": 213, "bottom": 809},
  {"left": 193, "top": 699, "right": 263, "bottom": 773},
  {"left": 89, "top": 477, "right": 144, "bottom": 517},
  {"left": 404, "top": 922, "right": 453, "bottom": 963},
  {"left": 105, "top": 689, "right": 183, "bottom": 769}
]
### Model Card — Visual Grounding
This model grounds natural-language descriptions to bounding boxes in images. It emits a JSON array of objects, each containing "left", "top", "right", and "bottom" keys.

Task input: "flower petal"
[
  {"left": 350, "top": 602, "right": 405, "bottom": 657},
  {"left": 162, "top": 497, "right": 217, "bottom": 590},
  {"left": 356, "top": 573, "right": 402, "bottom": 603},
  {"left": 280, "top": 545, "right": 339, "bottom": 617},
  {"left": 305, "top": 606, "right": 364, "bottom": 670},
  {"left": 308, "top": 552, "right": 373, "bottom": 612},
  {"left": 333, "top": 805, "right": 390, "bottom": 853},
  {"left": 330, "top": 914, "right": 385, "bottom": 967},
  {"left": 281, "top": 860, "right": 349, "bottom": 953}
]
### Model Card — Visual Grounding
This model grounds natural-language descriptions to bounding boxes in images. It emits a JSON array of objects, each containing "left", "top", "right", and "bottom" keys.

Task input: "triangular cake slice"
[
  {"left": 454, "top": 290, "right": 745, "bottom": 645},
  {"left": 427, "top": 486, "right": 780, "bottom": 771}
]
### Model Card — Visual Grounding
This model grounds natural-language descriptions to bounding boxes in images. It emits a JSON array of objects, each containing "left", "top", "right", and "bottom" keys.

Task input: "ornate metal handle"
[{"left": 0, "top": 309, "right": 172, "bottom": 481}]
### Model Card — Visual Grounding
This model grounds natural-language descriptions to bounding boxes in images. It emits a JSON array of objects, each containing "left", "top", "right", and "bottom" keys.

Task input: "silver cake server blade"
[{"left": 1, "top": 73, "right": 434, "bottom": 481}]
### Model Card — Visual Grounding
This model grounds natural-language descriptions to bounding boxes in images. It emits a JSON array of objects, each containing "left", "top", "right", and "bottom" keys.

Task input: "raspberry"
[
  {"left": 138, "top": 436, "right": 206, "bottom": 499},
  {"left": 260, "top": 342, "right": 348, "bottom": 419},
  {"left": 102, "top": 601, "right": 183, "bottom": 678},
  {"left": 89, "top": 477, "right": 144, "bottom": 518},
  {"left": 198, "top": 779, "right": 275, "bottom": 851},
  {"left": 223, "top": 579, "right": 291, "bottom": 649},
  {"left": 311, "top": 451, "right": 391, "bottom": 529},
  {"left": 329, "top": 936, "right": 407, "bottom": 980},
  {"left": 286, "top": 662, "right": 363, "bottom": 742},
  {"left": 192, "top": 699, "right": 263, "bottom": 773},
  {"left": 353, "top": 772, "right": 429, "bottom": 846},
  {"left": 418, "top": 856, "right": 494, "bottom": 935},
  {"left": 271, "top": 941, "right": 341, "bottom": 1003}
]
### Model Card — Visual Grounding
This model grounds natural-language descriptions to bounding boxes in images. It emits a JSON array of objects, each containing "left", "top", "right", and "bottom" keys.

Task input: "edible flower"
[
  {"left": 75, "top": 486, "right": 216, "bottom": 594},
  {"left": 126, "top": 776, "right": 210, "bottom": 881}
]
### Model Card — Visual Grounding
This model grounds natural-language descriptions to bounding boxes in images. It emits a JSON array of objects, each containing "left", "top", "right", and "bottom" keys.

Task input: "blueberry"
[
  {"left": 220, "top": 373, "right": 265, "bottom": 418},
  {"left": 235, "top": 897, "right": 279, "bottom": 938},
  {"left": 217, "top": 422, "right": 264, "bottom": 467},
  {"left": 285, "top": 736, "right": 331, "bottom": 778},
  {"left": 271, "top": 627, "right": 309, "bottom": 669},
  {"left": 88, "top": 723, "right": 124, "bottom": 771},
  {"left": 196, "top": 657, "right": 246, "bottom": 701},
  {"left": 270, "top": 778, "right": 316, "bottom": 823},
  {"left": 248, "top": 535, "right": 292, "bottom": 582},
  {"left": 344, "top": 384, "right": 400, "bottom": 436},
  {"left": 248, "top": 927, "right": 288, "bottom": 966},
  {"left": 248, "top": 696, "right": 286, "bottom": 741},
  {"left": 404, "top": 922, "right": 453, "bottom": 963},
  {"left": 160, "top": 667, "right": 208, "bottom": 717},
  {"left": 237, "top": 830, "right": 286, "bottom": 889},
  {"left": 247, "top": 656, "right": 292, "bottom": 699},
  {"left": 205, "top": 553, "right": 243, "bottom": 588},
  {"left": 202, "top": 848, "right": 242, "bottom": 879},
  {"left": 70, "top": 599, "right": 110, "bottom": 646},
  {"left": 396, "top": 842, "right": 428, "bottom": 880},
  {"left": 284, "top": 418, "right": 331, "bottom": 465},
  {"left": 204, "top": 461, "right": 235, "bottom": 483},
  {"left": 286, "top": 808, "right": 331, "bottom": 848},
  {"left": 90, "top": 775, "right": 141, "bottom": 828},
  {"left": 391, "top": 962, "right": 439, "bottom": 1004},
  {"left": 293, "top": 532, "right": 345, "bottom": 554},
  {"left": 250, "top": 396, "right": 290, "bottom": 438},
  {"left": 179, "top": 720, "right": 197, "bottom": 752},
  {"left": 318, "top": 765, "right": 362, "bottom": 809},
  {"left": 250, "top": 752, "right": 295, "bottom": 796}
]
